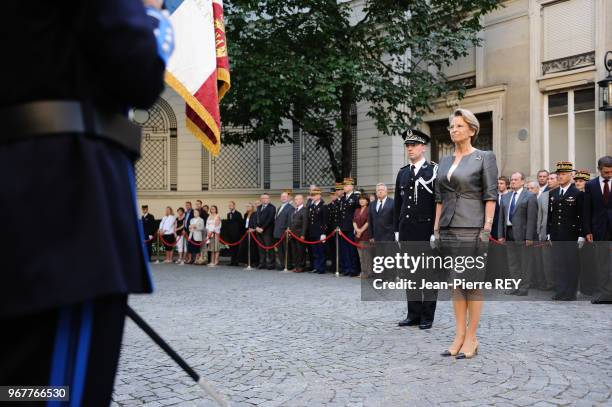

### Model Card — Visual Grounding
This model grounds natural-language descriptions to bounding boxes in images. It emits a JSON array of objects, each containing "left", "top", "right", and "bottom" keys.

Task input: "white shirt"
[
  {"left": 506, "top": 187, "right": 523, "bottom": 226},
  {"left": 159, "top": 215, "right": 176, "bottom": 234},
  {"left": 376, "top": 197, "right": 387, "bottom": 212},
  {"left": 345, "top": 192, "right": 353, "bottom": 200},
  {"left": 600, "top": 176, "right": 610, "bottom": 194},
  {"left": 206, "top": 215, "right": 221, "bottom": 233},
  {"left": 409, "top": 157, "right": 426, "bottom": 176},
  {"left": 296, "top": 204, "right": 304, "bottom": 211},
  {"left": 189, "top": 218, "right": 204, "bottom": 241},
  {"left": 276, "top": 202, "right": 288, "bottom": 217},
  {"left": 447, "top": 163, "right": 458, "bottom": 181},
  {"left": 558, "top": 183, "right": 571, "bottom": 197}
]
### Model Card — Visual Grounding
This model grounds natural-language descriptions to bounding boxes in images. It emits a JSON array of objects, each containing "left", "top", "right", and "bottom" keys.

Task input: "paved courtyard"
[{"left": 113, "top": 262, "right": 612, "bottom": 406}]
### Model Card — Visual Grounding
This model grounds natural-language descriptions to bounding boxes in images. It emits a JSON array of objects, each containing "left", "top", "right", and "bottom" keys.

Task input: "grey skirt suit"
[{"left": 435, "top": 149, "right": 498, "bottom": 284}]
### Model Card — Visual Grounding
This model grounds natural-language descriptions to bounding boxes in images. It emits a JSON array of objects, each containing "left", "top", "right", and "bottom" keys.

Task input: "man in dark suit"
[
  {"left": 225, "top": 201, "right": 244, "bottom": 266},
  {"left": 273, "top": 191, "right": 295, "bottom": 270},
  {"left": 394, "top": 129, "right": 438, "bottom": 330},
  {"left": 547, "top": 161, "right": 584, "bottom": 301},
  {"left": 583, "top": 156, "right": 612, "bottom": 303},
  {"left": 290, "top": 195, "right": 309, "bottom": 272},
  {"left": 255, "top": 194, "right": 276, "bottom": 269},
  {"left": 308, "top": 188, "right": 328, "bottom": 273},
  {"left": 369, "top": 183, "right": 394, "bottom": 242},
  {"left": 498, "top": 172, "right": 538, "bottom": 296},
  {"left": 339, "top": 178, "right": 360, "bottom": 276},
  {"left": 141, "top": 205, "right": 157, "bottom": 261}
]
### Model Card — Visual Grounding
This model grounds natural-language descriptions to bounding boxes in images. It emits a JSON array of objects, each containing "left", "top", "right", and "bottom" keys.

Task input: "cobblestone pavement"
[{"left": 113, "top": 262, "right": 612, "bottom": 407}]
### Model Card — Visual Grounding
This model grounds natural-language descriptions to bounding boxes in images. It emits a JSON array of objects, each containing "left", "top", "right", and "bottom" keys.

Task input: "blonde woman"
[
  {"left": 434, "top": 108, "right": 498, "bottom": 359},
  {"left": 206, "top": 205, "right": 222, "bottom": 266}
]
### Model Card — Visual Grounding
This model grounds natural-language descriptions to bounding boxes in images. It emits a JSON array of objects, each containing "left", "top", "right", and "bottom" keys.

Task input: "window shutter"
[{"left": 542, "top": 0, "right": 594, "bottom": 61}]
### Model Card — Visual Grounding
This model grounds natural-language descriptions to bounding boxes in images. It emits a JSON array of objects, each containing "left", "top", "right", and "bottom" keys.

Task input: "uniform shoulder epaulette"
[
  {"left": 400, "top": 164, "right": 411, "bottom": 170},
  {"left": 430, "top": 161, "right": 437, "bottom": 166}
]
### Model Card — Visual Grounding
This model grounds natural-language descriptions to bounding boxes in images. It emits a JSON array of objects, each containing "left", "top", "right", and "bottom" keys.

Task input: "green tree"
[{"left": 221, "top": 0, "right": 502, "bottom": 181}]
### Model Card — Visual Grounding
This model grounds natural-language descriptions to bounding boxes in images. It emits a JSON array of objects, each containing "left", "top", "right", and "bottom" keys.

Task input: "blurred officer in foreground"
[
  {"left": 1, "top": 1, "right": 169, "bottom": 404},
  {"left": 394, "top": 129, "right": 438, "bottom": 330}
]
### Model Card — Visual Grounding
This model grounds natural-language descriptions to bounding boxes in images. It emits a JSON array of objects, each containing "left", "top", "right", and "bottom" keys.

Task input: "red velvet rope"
[
  {"left": 251, "top": 232, "right": 285, "bottom": 250},
  {"left": 217, "top": 231, "right": 249, "bottom": 247},
  {"left": 288, "top": 229, "right": 337, "bottom": 245},
  {"left": 338, "top": 230, "right": 366, "bottom": 249}
]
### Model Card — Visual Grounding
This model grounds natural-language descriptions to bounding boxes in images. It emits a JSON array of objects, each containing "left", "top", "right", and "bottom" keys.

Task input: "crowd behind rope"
[{"left": 140, "top": 154, "right": 612, "bottom": 304}]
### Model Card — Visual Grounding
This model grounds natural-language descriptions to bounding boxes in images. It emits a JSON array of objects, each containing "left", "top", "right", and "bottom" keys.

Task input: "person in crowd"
[
  {"left": 573, "top": 169, "right": 590, "bottom": 192},
  {"left": 353, "top": 193, "right": 372, "bottom": 278},
  {"left": 255, "top": 194, "right": 276, "bottom": 269},
  {"left": 141, "top": 205, "right": 156, "bottom": 261},
  {"left": 308, "top": 188, "right": 328, "bottom": 274},
  {"left": 206, "top": 205, "right": 222, "bottom": 267},
  {"left": 526, "top": 180, "right": 539, "bottom": 195},
  {"left": 339, "top": 178, "right": 360, "bottom": 276},
  {"left": 158, "top": 206, "right": 177, "bottom": 263},
  {"left": 370, "top": 183, "right": 394, "bottom": 242},
  {"left": 225, "top": 201, "right": 244, "bottom": 266},
  {"left": 434, "top": 108, "right": 498, "bottom": 359},
  {"left": 274, "top": 191, "right": 295, "bottom": 270},
  {"left": 536, "top": 172, "right": 559, "bottom": 291},
  {"left": 290, "top": 195, "right": 309, "bottom": 272},
  {"left": 394, "top": 129, "right": 437, "bottom": 329},
  {"left": 188, "top": 209, "right": 205, "bottom": 264},
  {"left": 497, "top": 172, "right": 538, "bottom": 296},
  {"left": 583, "top": 156, "right": 612, "bottom": 304},
  {"left": 369, "top": 194, "right": 376, "bottom": 203},
  {"left": 240, "top": 202, "right": 259, "bottom": 267},
  {"left": 184, "top": 201, "right": 193, "bottom": 229},
  {"left": 325, "top": 183, "right": 343, "bottom": 272},
  {"left": 547, "top": 162, "right": 584, "bottom": 301},
  {"left": 175, "top": 207, "right": 187, "bottom": 264},
  {"left": 573, "top": 170, "right": 594, "bottom": 296},
  {"left": 536, "top": 170, "right": 550, "bottom": 197},
  {"left": 491, "top": 176, "right": 509, "bottom": 240}
]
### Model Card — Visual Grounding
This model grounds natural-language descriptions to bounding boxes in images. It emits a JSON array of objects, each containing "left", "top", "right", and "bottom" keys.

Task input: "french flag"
[{"left": 164, "top": 0, "right": 230, "bottom": 156}]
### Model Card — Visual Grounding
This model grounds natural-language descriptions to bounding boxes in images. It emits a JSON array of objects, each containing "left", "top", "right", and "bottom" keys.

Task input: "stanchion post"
[
  {"left": 282, "top": 228, "right": 290, "bottom": 272},
  {"left": 335, "top": 227, "right": 340, "bottom": 277},
  {"left": 155, "top": 232, "right": 161, "bottom": 264},
  {"left": 245, "top": 230, "right": 252, "bottom": 270}
]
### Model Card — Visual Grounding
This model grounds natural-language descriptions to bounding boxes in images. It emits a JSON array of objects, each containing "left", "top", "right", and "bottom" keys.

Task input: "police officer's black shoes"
[
  {"left": 398, "top": 318, "right": 419, "bottom": 327},
  {"left": 419, "top": 322, "right": 433, "bottom": 330}
]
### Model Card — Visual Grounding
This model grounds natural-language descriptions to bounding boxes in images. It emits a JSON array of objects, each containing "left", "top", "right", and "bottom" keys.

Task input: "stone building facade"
[{"left": 136, "top": 0, "right": 612, "bottom": 216}]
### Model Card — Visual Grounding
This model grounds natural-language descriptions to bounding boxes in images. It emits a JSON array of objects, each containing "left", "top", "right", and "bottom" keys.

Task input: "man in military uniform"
[
  {"left": 547, "top": 161, "right": 585, "bottom": 301},
  {"left": 325, "top": 183, "right": 343, "bottom": 272},
  {"left": 307, "top": 188, "right": 328, "bottom": 274},
  {"left": 339, "top": 178, "right": 360, "bottom": 276},
  {"left": 1, "top": 0, "right": 169, "bottom": 403},
  {"left": 394, "top": 129, "right": 438, "bottom": 330}
]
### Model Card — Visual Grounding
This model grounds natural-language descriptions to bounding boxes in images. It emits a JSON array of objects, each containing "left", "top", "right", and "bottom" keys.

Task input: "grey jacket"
[
  {"left": 273, "top": 202, "right": 295, "bottom": 239},
  {"left": 537, "top": 190, "right": 550, "bottom": 241},
  {"left": 435, "top": 149, "right": 498, "bottom": 228},
  {"left": 497, "top": 188, "right": 538, "bottom": 241}
]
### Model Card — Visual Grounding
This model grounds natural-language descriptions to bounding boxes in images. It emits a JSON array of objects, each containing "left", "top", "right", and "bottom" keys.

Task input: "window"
[
  {"left": 542, "top": 0, "right": 594, "bottom": 62},
  {"left": 546, "top": 88, "right": 596, "bottom": 172}
]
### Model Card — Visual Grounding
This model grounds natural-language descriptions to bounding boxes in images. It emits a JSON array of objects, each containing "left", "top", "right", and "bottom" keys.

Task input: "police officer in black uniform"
[
  {"left": 1, "top": 1, "right": 169, "bottom": 404},
  {"left": 339, "top": 178, "right": 360, "bottom": 276},
  {"left": 307, "top": 188, "right": 329, "bottom": 274},
  {"left": 547, "top": 161, "right": 585, "bottom": 301},
  {"left": 394, "top": 129, "right": 438, "bottom": 330},
  {"left": 325, "top": 184, "right": 343, "bottom": 272}
]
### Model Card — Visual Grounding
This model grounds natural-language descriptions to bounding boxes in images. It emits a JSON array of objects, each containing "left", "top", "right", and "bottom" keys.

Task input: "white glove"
[
  {"left": 578, "top": 236, "right": 585, "bottom": 249},
  {"left": 546, "top": 234, "right": 551, "bottom": 241},
  {"left": 395, "top": 232, "right": 399, "bottom": 242},
  {"left": 429, "top": 234, "right": 436, "bottom": 250},
  {"left": 320, "top": 234, "right": 326, "bottom": 242},
  {"left": 148, "top": 235, "right": 153, "bottom": 239}
]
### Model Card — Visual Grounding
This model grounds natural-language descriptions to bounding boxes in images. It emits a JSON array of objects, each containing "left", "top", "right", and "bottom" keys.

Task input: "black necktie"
[{"left": 559, "top": 188, "right": 564, "bottom": 199}]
